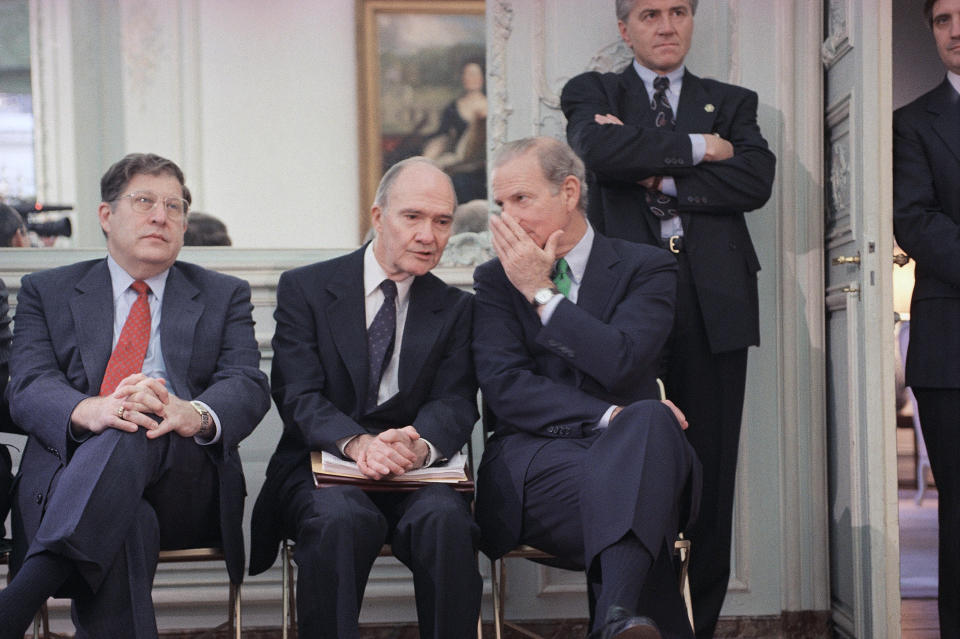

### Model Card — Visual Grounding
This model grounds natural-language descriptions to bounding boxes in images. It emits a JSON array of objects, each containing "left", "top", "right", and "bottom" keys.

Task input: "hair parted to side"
[
  {"left": 924, "top": 0, "right": 940, "bottom": 28},
  {"left": 100, "top": 153, "right": 191, "bottom": 207},
  {"left": 615, "top": 0, "right": 698, "bottom": 22},
  {"left": 492, "top": 137, "right": 588, "bottom": 213},
  {"left": 373, "top": 156, "right": 457, "bottom": 211}
]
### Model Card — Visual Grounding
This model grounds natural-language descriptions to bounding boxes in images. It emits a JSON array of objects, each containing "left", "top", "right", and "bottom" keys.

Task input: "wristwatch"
[
  {"left": 190, "top": 401, "right": 212, "bottom": 439},
  {"left": 532, "top": 286, "right": 559, "bottom": 307}
]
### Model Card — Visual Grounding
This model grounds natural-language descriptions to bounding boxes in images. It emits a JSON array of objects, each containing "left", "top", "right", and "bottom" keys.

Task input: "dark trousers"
[
  {"left": 519, "top": 400, "right": 697, "bottom": 639},
  {"left": 24, "top": 428, "right": 219, "bottom": 639},
  {"left": 661, "top": 254, "right": 749, "bottom": 639},
  {"left": 283, "top": 480, "right": 481, "bottom": 639},
  {"left": 913, "top": 388, "right": 960, "bottom": 638}
]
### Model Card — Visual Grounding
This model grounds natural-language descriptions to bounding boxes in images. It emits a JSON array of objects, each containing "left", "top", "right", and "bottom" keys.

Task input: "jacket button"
[
  {"left": 729, "top": 241, "right": 738, "bottom": 249},
  {"left": 35, "top": 492, "right": 43, "bottom": 504}
]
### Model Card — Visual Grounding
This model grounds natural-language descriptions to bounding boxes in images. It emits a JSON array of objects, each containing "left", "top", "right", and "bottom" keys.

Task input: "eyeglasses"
[{"left": 115, "top": 191, "right": 189, "bottom": 220}]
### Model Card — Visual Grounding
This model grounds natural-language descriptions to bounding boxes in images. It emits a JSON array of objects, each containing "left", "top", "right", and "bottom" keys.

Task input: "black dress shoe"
[{"left": 592, "top": 606, "right": 663, "bottom": 639}]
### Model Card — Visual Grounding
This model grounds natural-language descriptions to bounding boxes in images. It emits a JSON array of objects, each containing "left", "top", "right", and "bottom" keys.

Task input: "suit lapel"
[
  {"left": 675, "top": 71, "right": 720, "bottom": 234},
  {"left": 326, "top": 250, "right": 369, "bottom": 404},
  {"left": 160, "top": 264, "right": 203, "bottom": 397},
  {"left": 619, "top": 67, "right": 663, "bottom": 241},
  {"left": 929, "top": 79, "right": 960, "bottom": 166},
  {"left": 675, "top": 71, "right": 717, "bottom": 135},
  {"left": 576, "top": 234, "right": 623, "bottom": 321},
  {"left": 70, "top": 260, "right": 115, "bottom": 393},
  {"left": 398, "top": 274, "right": 445, "bottom": 394}
]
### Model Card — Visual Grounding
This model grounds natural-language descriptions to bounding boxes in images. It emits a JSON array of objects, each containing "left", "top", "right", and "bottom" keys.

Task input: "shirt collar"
[
  {"left": 558, "top": 223, "right": 594, "bottom": 286},
  {"left": 948, "top": 71, "right": 960, "bottom": 97},
  {"left": 106, "top": 254, "right": 169, "bottom": 303},
  {"left": 632, "top": 60, "right": 685, "bottom": 97},
  {"left": 363, "top": 242, "right": 414, "bottom": 302}
]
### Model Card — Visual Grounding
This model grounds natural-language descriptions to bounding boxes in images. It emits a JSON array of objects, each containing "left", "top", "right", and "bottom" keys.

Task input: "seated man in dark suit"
[
  {"left": 0, "top": 153, "right": 271, "bottom": 639},
  {"left": 473, "top": 137, "right": 700, "bottom": 639},
  {"left": 250, "top": 157, "right": 481, "bottom": 639}
]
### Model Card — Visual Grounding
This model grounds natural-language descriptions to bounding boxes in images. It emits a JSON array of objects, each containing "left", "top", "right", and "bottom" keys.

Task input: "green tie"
[{"left": 552, "top": 258, "right": 571, "bottom": 297}]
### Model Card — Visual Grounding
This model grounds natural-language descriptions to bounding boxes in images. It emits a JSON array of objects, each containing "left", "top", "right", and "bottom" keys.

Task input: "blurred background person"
[
  {"left": 184, "top": 211, "right": 232, "bottom": 247},
  {"left": 0, "top": 204, "right": 28, "bottom": 247}
]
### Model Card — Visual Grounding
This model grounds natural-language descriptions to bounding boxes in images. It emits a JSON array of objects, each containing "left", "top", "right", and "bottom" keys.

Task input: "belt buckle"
[{"left": 668, "top": 235, "right": 681, "bottom": 254}]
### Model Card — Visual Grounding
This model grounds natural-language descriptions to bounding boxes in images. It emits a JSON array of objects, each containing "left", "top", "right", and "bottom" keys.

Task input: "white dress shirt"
[{"left": 335, "top": 243, "right": 441, "bottom": 466}]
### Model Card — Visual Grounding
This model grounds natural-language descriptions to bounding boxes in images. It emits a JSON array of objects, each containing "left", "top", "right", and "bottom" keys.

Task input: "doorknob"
[
  {"left": 893, "top": 253, "right": 910, "bottom": 267},
  {"left": 832, "top": 254, "right": 861, "bottom": 265},
  {"left": 842, "top": 285, "right": 859, "bottom": 294}
]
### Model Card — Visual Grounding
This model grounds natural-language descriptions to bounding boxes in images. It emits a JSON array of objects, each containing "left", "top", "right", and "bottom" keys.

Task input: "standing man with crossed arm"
[{"left": 561, "top": 2, "right": 775, "bottom": 636}]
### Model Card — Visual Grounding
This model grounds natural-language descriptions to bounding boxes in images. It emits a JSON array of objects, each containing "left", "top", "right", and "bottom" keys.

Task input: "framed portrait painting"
[{"left": 357, "top": 0, "right": 486, "bottom": 240}]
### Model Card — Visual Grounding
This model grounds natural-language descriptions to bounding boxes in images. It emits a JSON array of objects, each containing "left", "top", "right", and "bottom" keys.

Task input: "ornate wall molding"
[
  {"left": 821, "top": 0, "right": 852, "bottom": 69},
  {"left": 488, "top": 0, "right": 514, "bottom": 151}
]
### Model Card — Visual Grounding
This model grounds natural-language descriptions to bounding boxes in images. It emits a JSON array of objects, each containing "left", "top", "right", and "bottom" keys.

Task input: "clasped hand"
[
  {"left": 346, "top": 426, "right": 429, "bottom": 480},
  {"left": 71, "top": 373, "right": 203, "bottom": 439}
]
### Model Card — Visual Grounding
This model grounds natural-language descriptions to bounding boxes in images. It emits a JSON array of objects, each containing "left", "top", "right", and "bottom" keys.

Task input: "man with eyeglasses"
[{"left": 0, "top": 153, "right": 270, "bottom": 638}]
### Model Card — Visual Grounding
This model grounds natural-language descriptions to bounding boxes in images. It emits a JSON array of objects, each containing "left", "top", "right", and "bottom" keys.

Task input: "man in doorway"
[
  {"left": 893, "top": 1, "right": 960, "bottom": 634},
  {"left": 249, "top": 157, "right": 481, "bottom": 639},
  {"left": 0, "top": 153, "right": 270, "bottom": 638},
  {"left": 560, "top": 2, "right": 776, "bottom": 635},
  {"left": 474, "top": 136, "right": 700, "bottom": 639}
]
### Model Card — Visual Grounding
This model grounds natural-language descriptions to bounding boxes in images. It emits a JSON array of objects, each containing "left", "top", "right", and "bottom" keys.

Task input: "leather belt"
[{"left": 661, "top": 235, "right": 685, "bottom": 254}]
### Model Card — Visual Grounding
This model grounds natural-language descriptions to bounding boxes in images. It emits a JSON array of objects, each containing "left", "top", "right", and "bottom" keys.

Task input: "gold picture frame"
[{"left": 356, "top": 0, "right": 485, "bottom": 240}]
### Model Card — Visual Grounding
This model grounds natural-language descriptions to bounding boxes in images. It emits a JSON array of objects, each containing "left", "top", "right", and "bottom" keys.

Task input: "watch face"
[{"left": 534, "top": 288, "right": 554, "bottom": 305}]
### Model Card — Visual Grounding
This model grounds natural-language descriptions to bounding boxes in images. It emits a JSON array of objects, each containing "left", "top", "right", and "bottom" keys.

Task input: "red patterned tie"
[{"left": 99, "top": 280, "right": 151, "bottom": 396}]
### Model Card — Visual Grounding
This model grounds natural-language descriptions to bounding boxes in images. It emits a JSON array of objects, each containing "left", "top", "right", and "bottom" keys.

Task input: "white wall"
[{"left": 31, "top": 0, "right": 360, "bottom": 250}]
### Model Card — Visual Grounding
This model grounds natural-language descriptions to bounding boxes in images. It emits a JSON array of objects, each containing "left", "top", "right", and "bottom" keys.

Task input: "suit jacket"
[
  {"left": 249, "top": 245, "right": 478, "bottom": 575},
  {"left": 6, "top": 259, "right": 270, "bottom": 582},
  {"left": 893, "top": 78, "right": 960, "bottom": 389},
  {"left": 561, "top": 67, "right": 776, "bottom": 353},
  {"left": 472, "top": 232, "right": 680, "bottom": 559},
  {"left": 1, "top": 277, "right": 12, "bottom": 432}
]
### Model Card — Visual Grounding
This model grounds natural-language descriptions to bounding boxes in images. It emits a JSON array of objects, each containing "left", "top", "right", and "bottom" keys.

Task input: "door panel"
[{"left": 822, "top": 0, "right": 900, "bottom": 636}]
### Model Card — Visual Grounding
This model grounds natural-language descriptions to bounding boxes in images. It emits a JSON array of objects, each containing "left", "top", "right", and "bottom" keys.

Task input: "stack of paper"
[{"left": 312, "top": 450, "right": 468, "bottom": 483}]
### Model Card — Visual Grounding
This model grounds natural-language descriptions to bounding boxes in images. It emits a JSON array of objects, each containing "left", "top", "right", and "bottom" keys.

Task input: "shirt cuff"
[
  {"left": 597, "top": 405, "right": 618, "bottom": 431},
  {"left": 690, "top": 133, "right": 707, "bottom": 165},
  {"left": 660, "top": 176, "right": 678, "bottom": 197},
  {"left": 421, "top": 438, "right": 445, "bottom": 467},
  {"left": 538, "top": 293, "right": 565, "bottom": 325},
  {"left": 337, "top": 434, "right": 359, "bottom": 457},
  {"left": 192, "top": 400, "right": 222, "bottom": 445}
]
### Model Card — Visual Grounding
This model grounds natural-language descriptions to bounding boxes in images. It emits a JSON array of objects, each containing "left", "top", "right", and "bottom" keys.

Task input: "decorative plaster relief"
[
  {"left": 821, "top": 0, "right": 852, "bottom": 69},
  {"left": 489, "top": 0, "right": 515, "bottom": 150},
  {"left": 825, "top": 94, "right": 853, "bottom": 245},
  {"left": 121, "top": 0, "right": 166, "bottom": 110},
  {"left": 586, "top": 41, "right": 633, "bottom": 74}
]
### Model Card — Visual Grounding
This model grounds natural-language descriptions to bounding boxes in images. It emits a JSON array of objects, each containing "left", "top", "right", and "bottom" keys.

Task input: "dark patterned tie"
[
  {"left": 366, "top": 279, "right": 398, "bottom": 410},
  {"left": 552, "top": 258, "right": 571, "bottom": 297},
  {"left": 646, "top": 76, "right": 679, "bottom": 220},
  {"left": 100, "top": 281, "right": 151, "bottom": 396}
]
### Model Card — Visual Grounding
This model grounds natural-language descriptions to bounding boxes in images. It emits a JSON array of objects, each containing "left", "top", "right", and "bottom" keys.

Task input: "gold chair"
[
  {"left": 483, "top": 379, "right": 695, "bottom": 639},
  {"left": 156, "top": 547, "right": 241, "bottom": 639},
  {"left": 279, "top": 449, "right": 481, "bottom": 639}
]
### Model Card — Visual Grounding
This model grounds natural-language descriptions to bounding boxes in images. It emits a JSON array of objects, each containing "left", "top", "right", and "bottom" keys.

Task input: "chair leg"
[
  {"left": 230, "top": 581, "right": 242, "bottom": 639},
  {"left": 675, "top": 535, "right": 694, "bottom": 631},
  {"left": 282, "top": 541, "right": 290, "bottom": 639},
  {"left": 489, "top": 556, "right": 502, "bottom": 639}
]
